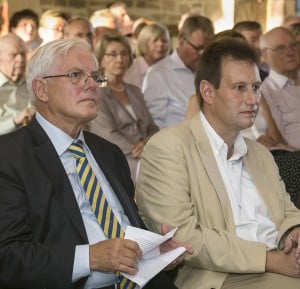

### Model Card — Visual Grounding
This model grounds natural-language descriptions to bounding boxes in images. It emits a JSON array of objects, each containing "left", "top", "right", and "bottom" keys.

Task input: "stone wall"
[{"left": 6, "top": 0, "right": 298, "bottom": 35}]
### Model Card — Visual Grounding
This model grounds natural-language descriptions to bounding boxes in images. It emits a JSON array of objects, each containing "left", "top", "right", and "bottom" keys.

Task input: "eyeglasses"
[
  {"left": 43, "top": 70, "right": 108, "bottom": 87},
  {"left": 184, "top": 38, "right": 205, "bottom": 54},
  {"left": 265, "top": 42, "right": 298, "bottom": 54},
  {"left": 104, "top": 51, "right": 130, "bottom": 59}
]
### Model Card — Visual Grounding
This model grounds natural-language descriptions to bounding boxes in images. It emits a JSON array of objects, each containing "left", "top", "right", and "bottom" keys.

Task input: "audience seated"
[
  {"left": 64, "top": 15, "right": 94, "bottom": 50},
  {"left": 0, "top": 37, "right": 189, "bottom": 289},
  {"left": 260, "top": 27, "right": 300, "bottom": 150},
  {"left": 136, "top": 37, "right": 300, "bottom": 289},
  {"left": 124, "top": 22, "right": 171, "bottom": 89},
  {"left": 9, "top": 9, "right": 41, "bottom": 59},
  {"left": 38, "top": 9, "right": 69, "bottom": 46},
  {"left": 186, "top": 30, "right": 300, "bottom": 207},
  {"left": 88, "top": 33, "right": 159, "bottom": 182},
  {"left": 142, "top": 15, "right": 214, "bottom": 129},
  {"left": 0, "top": 33, "right": 34, "bottom": 134}
]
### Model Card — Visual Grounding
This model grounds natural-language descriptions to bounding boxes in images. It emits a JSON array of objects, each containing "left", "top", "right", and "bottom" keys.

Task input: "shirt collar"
[
  {"left": 0, "top": 72, "right": 26, "bottom": 87},
  {"left": 35, "top": 112, "right": 86, "bottom": 156},
  {"left": 200, "top": 111, "right": 247, "bottom": 161},
  {"left": 170, "top": 49, "right": 193, "bottom": 72}
]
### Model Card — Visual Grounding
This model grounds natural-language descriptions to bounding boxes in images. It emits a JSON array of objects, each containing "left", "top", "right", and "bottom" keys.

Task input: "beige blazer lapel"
[{"left": 189, "top": 115, "right": 236, "bottom": 232}]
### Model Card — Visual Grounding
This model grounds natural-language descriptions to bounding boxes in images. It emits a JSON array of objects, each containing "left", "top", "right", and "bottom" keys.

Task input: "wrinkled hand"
[
  {"left": 14, "top": 107, "right": 35, "bottom": 126},
  {"left": 131, "top": 140, "right": 145, "bottom": 159},
  {"left": 89, "top": 238, "right": 141, "bottom": 275},
  {"left": 266, "top": 249, "right": 300, "bottom": 277},
  {"left": 159, "top": 224, "right": 194, "bottom": 271},
  {"left": 283, "top": 227, "right": 300, "bottom": 264}
]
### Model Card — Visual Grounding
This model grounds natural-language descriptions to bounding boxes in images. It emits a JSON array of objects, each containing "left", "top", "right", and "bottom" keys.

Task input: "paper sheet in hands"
[{"left": 122, "top": 226, "right": 186, "bottom": 288}]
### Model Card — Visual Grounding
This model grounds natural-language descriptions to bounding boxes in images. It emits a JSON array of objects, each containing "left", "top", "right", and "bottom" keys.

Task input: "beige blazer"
[{"left": 136, "top": 115, "right": 300, "bottom": 289}]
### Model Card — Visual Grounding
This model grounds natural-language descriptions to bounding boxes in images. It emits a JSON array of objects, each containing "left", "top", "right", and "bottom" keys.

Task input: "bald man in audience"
[
  {"left": 260, "top": 27, "right": 300, "bottom": 150},
  {"left": 0, "top": 33, "right": 34, "bottom": 134}
]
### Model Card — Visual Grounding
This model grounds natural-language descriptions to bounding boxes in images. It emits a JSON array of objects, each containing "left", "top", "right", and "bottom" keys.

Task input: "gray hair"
[
  {"left": 178, "top": 15, "right": 214, "bottom": 40},
  {"left": 26, "top": 38, "right": 98, "bottom": 103}
]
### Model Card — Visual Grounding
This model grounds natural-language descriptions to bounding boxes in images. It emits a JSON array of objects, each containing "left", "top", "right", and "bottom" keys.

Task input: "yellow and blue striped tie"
[{"left": 69, "top": 141, "right": 136, "bottom": 289}]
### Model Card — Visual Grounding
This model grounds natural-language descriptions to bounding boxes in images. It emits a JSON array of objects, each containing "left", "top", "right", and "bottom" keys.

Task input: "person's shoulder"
[
  {"left": 146, "top": 120, "right": 191, "bottom": 149},
  {"left": 124, "top": 82, "right": 142, "bottom": 93},
  {"left": 0, "top": 127, "right": 29, "bottom": 160},
  {"left": 244, "top": 137, "right": 274, "bottom": 160},
  {"left": 84, "top": 130, "right": 123, "bottom": 153},
  {"left": 147, "top": 55, "right": 172, "bottom": 74}
]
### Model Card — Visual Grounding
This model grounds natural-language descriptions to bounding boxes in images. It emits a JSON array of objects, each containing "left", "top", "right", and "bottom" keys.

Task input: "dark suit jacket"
[{"left": 0, "top": 117, "right": 177, "bottom": 289}]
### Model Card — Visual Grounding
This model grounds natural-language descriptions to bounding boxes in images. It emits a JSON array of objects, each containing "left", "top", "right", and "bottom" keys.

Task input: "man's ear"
[
  {"left": 32, "top": 78, "right": 48, "bottom": 102},
  {"left": 199, "top": 80, "right": 213, "bottom": 105},
  {"left": 260, "top": 48, "right": 267, "bottom": 62}
]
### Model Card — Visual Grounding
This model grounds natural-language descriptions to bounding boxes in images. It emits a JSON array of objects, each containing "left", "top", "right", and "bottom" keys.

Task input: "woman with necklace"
[{"left": 88, "top": 32, "right": 159, "bottom": 182}]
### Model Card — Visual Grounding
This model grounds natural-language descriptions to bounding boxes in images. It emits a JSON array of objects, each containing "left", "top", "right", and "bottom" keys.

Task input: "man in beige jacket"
[{"left": 135, "top": 38, "right": 300, "bottom": 289}]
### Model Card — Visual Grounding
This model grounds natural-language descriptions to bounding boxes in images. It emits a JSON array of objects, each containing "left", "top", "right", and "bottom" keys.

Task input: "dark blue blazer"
[{"left": 0, "top": 117, "right": 177, "bottom": 289}]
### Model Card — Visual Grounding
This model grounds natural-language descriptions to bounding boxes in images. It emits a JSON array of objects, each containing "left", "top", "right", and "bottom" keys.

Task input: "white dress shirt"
[
  {"left": 36, "top": 112, "right": 131, "bottom": 288},
  {"left": 200, "top": 112, "right": 278, "bottom": 250},
  {"left": 142, "top": 49, "right": 195, "bottom": 129}
]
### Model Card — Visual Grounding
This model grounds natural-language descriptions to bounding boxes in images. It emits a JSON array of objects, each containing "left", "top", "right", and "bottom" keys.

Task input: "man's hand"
[
  {"left": 159, "top": 224, "right": 194, "bottom": 271},
  {"left": 89, "top": 238, "right": 141, "bottom": 275},
  {"left": 266, "top": 249, "right": 300, "bottom": 277},
  {"left": 282, "top": 227, "right": 300, "bottom": 264},
  {"left": 131, "top": 140, "right": 146, "bottom": 159}
]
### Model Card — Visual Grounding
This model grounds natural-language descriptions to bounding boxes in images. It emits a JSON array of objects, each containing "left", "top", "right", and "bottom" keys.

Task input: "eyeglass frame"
[
  {"left": 265, "top": 42, "right": 299, "bottom": 54},
  {"left": 43, "top": 70, "right": 108, "bottom": 86},
  {"left": 184, "top": 38, "right": 205, "bottom": 54},
  {"left": 104, "top": 51, "right": 130, "bottom": 58}
]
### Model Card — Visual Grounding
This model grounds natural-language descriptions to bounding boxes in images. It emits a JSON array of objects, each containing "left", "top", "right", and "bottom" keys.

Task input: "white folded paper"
[{"left": 122, "top": 226, "right": 186, "bottom": 288}]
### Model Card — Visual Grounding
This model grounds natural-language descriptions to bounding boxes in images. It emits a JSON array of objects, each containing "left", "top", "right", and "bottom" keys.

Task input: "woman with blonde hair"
[{"left": 124, "top": 22, "right": 171, "bottom": 89}]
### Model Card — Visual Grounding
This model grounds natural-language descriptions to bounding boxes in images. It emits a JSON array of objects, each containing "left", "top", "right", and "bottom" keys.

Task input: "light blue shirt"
[
  {"left": 36, "top": 112, "right": 131, "bottom": 288},
  {"left": 142, "top": 49, "right": 195, "bottom": 129}
]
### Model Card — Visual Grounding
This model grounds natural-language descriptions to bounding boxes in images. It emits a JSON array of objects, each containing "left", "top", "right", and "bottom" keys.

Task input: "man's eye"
[
  {"left": 233, "top": 85, "right": 246, "bottom": 92},
  {"left": 252, "top": 85, "right": 261, "bottom": 93},
  {"left": 69, "top": 71, "right": 82, "bottom": 78}
]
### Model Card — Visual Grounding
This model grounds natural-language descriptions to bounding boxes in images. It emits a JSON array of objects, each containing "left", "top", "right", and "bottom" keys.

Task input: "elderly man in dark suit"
[{"left": 0, "top": 38, "right": 191, "bottom": 289}]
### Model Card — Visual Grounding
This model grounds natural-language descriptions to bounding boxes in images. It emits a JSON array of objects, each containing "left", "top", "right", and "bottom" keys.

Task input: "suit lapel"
[
  {"left": 28, "top": 118, "right": 88, "bottom": 242},
  {"left": 189, "top": 115, "right": 235, "bottom": 232}
]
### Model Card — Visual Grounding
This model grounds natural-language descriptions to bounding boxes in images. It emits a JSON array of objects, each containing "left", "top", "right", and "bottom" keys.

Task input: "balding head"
[
  {"left": 260, "top": 27, "right": 299, "bottom": 76},
  {"left": 0, "top": 33, "right": 27, "bottom": 82}
]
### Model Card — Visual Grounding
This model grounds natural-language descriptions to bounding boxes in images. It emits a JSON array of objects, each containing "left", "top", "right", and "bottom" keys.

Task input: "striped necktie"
[{"left": 68, "top": 141, "right": 136, "bottom": 289}]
